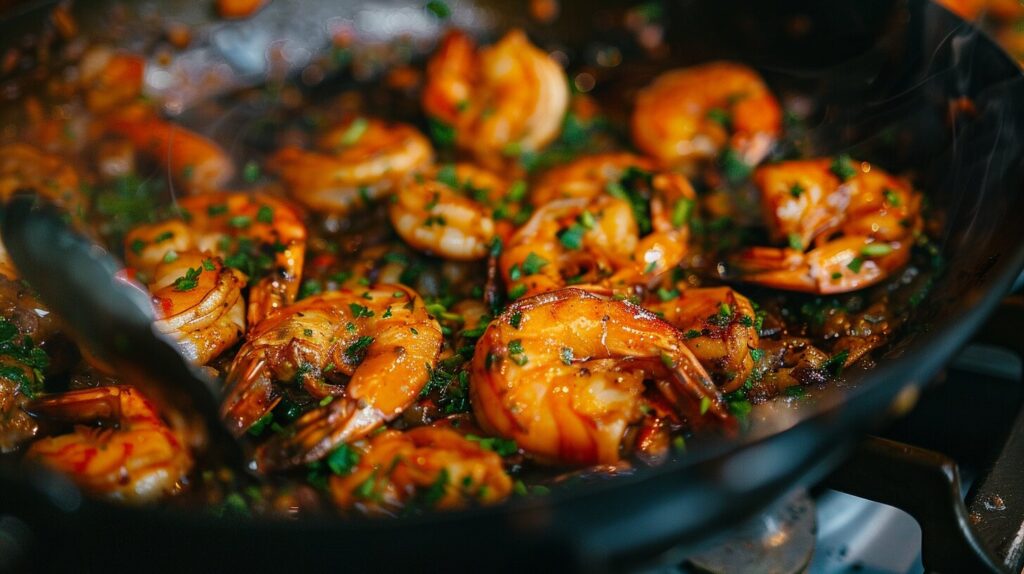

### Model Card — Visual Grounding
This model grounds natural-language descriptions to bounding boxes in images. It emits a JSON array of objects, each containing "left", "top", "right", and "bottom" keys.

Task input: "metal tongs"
[{"left": 1, "top": 192, "right": 247, "bottom": 472}]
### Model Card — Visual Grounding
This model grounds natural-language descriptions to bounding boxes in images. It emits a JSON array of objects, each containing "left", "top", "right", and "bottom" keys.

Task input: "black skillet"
[{"left": 1, "top": 0, "right": 1024, "bottom": 571}]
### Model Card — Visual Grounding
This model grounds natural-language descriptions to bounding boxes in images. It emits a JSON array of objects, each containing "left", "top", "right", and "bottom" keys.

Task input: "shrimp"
[
  {"left": 502, "top": 168, "right": 696, "bottom": 296},
  {"left": 124, "top": 191, "right": 307, "bottom": 324},
  {"left": 149, "top": 251, "right": 246, "bottom": 365},
  {"left": 330, "top": 427, "right": 512, "bottom": 515},
  {"left": 734, "top": 157, "right": 922, "bottom": 294},
  {"left": 646, "top": 287, "right": 761, "bottom": 392},
  {"left": 423, "top": 30, "right": 569, "bottom": 168},
  {"left": 389, "top": 164, "right": 515, "bottom": 261},
  {"left": 219, "top": 285, "right": 443, "bottom": 470},
  {"left": 269, "top": 117, "right": 433, "bottom": 216},
  {"left": 470, "top": 288, "right": 731, "bottom": 465},
  {"left": 631, "top": 61, "right": 782, "bottom": 169},
  {"left": 0, "top": 143, "right": 84, "bottom": 214},
  {"left": 530, "top": 153, "right": 657, "bottom": 206},
  {"left": 106, "top": 106, "right": 234, "bottom": 194},
  {"left": 78, "top": 47, "right": 145, "bottom": 113},
  {"left": 24, "top": 386, "right": 192, "bottom": 503}
]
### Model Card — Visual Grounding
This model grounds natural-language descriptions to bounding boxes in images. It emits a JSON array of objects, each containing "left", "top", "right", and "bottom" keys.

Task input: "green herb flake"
[
  {"left": 228, "top": 215, "right": 252, "bottom": 229},
  {"left": 344, "top": 336, "right": 375, "bottom": 364},
  {"left": 256, "top": 205, "right": 274, "bottom": 224},
  {"left": 558, "top": 224, "right": 586, "bottom": 250},
  {"left": 348, "top": 303, "right": 374, "bottom": 318},
  {"left": 861, "top": 243, "right": 894, "bottom": 257},
  {"left": 671, "top": 198, "right": 694, "bottom": 227},
  {"left": 172, "top": 266, "right": 203, "bottom": 291},
  {"left": 425, "top": 0, "right": 450, "bottom": 19},
  {"left": 830, "top": 154, "right": 858, "bottom": 181},
  {"left": 521, "top": 252, "right": 549, "bottom": 276},
  {"left": 243, "top": 161, "right": 261, "bottom": 183},
  {"left": 789, "top": 182, "right": 805, "bottom": 198},
  {"left": 788, "top": 233, "right": 804, "bottom": 251},
  {"left": 559, "top": 346, "right": 574, "bottom": 366},
  {"left": 699, "top": 396, "right": 712, "bottom": 415},
  {"left": 847, "top": 257, "right": 865, "bottom": 273}
]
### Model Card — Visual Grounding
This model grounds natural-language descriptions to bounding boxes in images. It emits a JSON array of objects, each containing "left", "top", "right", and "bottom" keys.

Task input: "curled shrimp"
[
  {"left": 330, "top": 427, "right": 512, "bottom": 515},
  {"left": 734, "top": 158, "right": 922, "bottom": 294},
  {"left": 470, "top": 288, "right": 731, "bottom": 465},
  {"left": 423, "top": 29, "right": 569, "bottom": 168},
  {"left": 106, "top": 107, "right": 233, "bottom": 193},
  {"left": 631, "top": 61, "right": 781, "bottom": 169},
  {"left": 269, "top": 117, "right": 433, "bottom": 215},
  {"left": 125, "top": 191, "right": 307, "bottom": 324},
  {"left": 24, "top": 386, "right": 192, "bottom": 503},
  {"left": 148, "top": 251, "right": 246, "bottom": 365},
  {"left": 647, "top": 287, "right": 761, "bottom": 392},
  {"left": 389, "top": 164, "right": 514, "bottom": 261},
  {"left": 502, "top": 169, "right": 695, "bottom": 296},
  {"left": 530, "top": 153, "right": 657, "bottom": 206},
  {"left": 219, "top": 285, "right": 443, "bottom": 470}
]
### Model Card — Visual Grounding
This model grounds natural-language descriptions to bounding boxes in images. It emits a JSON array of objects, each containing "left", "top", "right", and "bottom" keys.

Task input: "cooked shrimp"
[
  {"left": 330, "top": 427, "right": 512, "bottom": 515},
  {"left": 631, "top": 61, "right": 781, "bottom": 169},
  {"left": 502, "top": 169, "right": 695, "bottom": 296},
  {"left": 148, "top": 251, "right": 246, "bottom": 365},
  {"left": 78, "top": 47, "right": 145, "bottom": 113},
  {"left": 423, "top": 29, "right": 569, "bottom": 168},
  {"left": 470, "top": 288, "right": 731, "bottom": 465},
  {"left": 389, "top": 164, "right": 514, "bottom": 260},
  {"left": 530, "top": 153, "right": 657, "bottom": 206},
  {"left": 735, "top": 157, "right": 922, "bottom": 293},
  {"left": 106, "top": 107, "right": 233, "bottom": 193},
  {"left": 647, "top": 287, "right": 760, "bottom": 392},
  {"left": 125, "top": 191, "right": 307, "bottom": 324},
  {"left": 220, "top": 285, "right": 443, "bottom": 470},
  {"left": 269, "top": 117, "right": 433, "bottom": 215},
  {"left": 0, "top": 143, "right": 84, "bottom": 214},
  {"left": 24, "top": 386, "right": 192, "bottom": 503}
]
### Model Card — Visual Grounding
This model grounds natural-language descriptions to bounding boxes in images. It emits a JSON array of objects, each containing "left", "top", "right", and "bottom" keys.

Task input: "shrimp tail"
[
  {"left": 220, "top": 350, "right": 281, "bottom": 437},
  {"left": 254, "top": 398, "right": 383, "bottom": 472},
  {"left": 667, "top": 348, "right": 734, "bottom": 425}
]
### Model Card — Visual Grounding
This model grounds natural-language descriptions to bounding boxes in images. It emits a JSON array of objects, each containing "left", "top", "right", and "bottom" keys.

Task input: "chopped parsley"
[
  {"left": 338, "top": 117, "right": 369, "bottom": 147},
  {"left": 0, "top": 318, "right": 49, "bottom": 398},
  {"left": 425, "top": 0, "right": 451, "bottom": 19},
  {"left": 559, "top": 347, "right": 574, "bottom": 365},
  {"left": 243, "top": 161, "right": 261, "bottom": 183},
  {"left": 465, "top": 434, "right": 519, "bottom": 456},
  {"left": 861, "top": 243, "right": 893, "bottom": 257},
  {"left": 558, "top": 223, "right": 587, "bottom": 250},
  {"left": 256, "top": 205, "right": 274, "bottom": 224},
  {"left": 172, "top": 266, "right": 203, "bottom": 291},
  {"left": 830, "top": 154, "right": 858, "bottom": 181},
  {"left": 789, "top": 182, "right": 805, "bottom": 198},
  {"left": 348, "top": 303, "right": 374, "bottom": 318},
  {"left": 823, "top": 349, "right": 850, "bottom": 376},
  {"left": 521, "top": 252, "right": 548, "bottom": 276},
  {"left": 343, "top": 336, "right": 375, "bottom": 364}
]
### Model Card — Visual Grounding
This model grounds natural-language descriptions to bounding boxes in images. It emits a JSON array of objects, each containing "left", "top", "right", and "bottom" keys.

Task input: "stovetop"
[{"left": 653, "top": 295, "right": 1024, "bottom": 574}]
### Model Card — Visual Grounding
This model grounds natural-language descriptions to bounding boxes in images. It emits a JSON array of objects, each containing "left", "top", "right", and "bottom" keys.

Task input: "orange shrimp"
[
  {"left": 502, "top": 168, "right": 695, "bottom": 296},
  {"left": 220, "top": 285, "right": 443, "bottom": 471},
  {"left": 106, "top": 107, "right": 234, "bottom": 194},
  {"left": 330, "top": 427, "right": 512, "bottom": 515},
  {"left": 149, "top": 251, "right": 247, "bottom": 365},
  {"left": 735, "top": 157, "right": 922, "bottom": 294},
  {"left": 124, "top": 191, "right": 307, "bottom": 325},
  {"left": 470, "top": 288, "right": 731, "bottom": 465},
  {"left": 269, "top": 117, "right": 433, "bottom": 216},
  {"left": 423, "top": 29, "right": 569, "bottom": 168},
  {"left": 631, "top": 61, "right": 781, "bottom": 170},
  {"left": 24, "top": 386, "right": 192, "bottom": 503}
]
